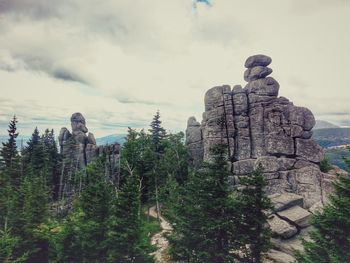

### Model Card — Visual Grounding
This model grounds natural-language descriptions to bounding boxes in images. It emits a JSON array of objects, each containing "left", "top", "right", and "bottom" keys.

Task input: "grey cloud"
[
  {"left": 339, "top": 120, "right": 350, "bottom": 126},
  {"left": 288, "top": 76, "right": 309, "bottom": 88},
  {"left": 116, "top": 97, "right": 172, "bottom": 106},
  {"left": 0, "top": 0, "right": 65, "bottom": 19},
  {"left": 52, "top": 68, "right": 87, "bottom": 84},
  {"left": 0, "top": 52, "right": 88, "bottom": 84},
  {"left": 325, "top": 112, "right": 350, "bottom": 116},
  {"left": 117, "top": 97, "right": 158, "bottom": 106}
]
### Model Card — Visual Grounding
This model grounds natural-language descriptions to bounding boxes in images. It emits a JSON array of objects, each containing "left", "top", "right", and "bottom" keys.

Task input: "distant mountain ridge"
[
  {"left": 0, "top": 134, "right": 126, "bottom": 147},
  {"left": 95, "top": 134, "right": 126, "bottom": 145},
  {"left": 313, "top": 128, "right": 350, "bottom": 148},
  {"left": 314, "top": 120, "right": 340, "bottom": 130},
  {"left": 0, "top": 135, "right": 31, "bottom": 148}
]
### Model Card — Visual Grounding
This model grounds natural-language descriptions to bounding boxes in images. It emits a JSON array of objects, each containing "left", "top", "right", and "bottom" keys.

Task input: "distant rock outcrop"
[
  {"left": 58, "top": 113, "right": 120, "bottom": 168},
  {"left": 186, "top": 55, "right": 349, "bottom": 262}
]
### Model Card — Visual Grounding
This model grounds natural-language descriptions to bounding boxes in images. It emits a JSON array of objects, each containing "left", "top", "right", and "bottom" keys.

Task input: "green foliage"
[
  {"left": 22, "top": 127, "right": 47, "bottom": 174},
  {"left": 136, "top": 214, "right": 161, "bottom": 262},
  {"left": 159, "top": 174, "right": 181, "bottom": 222},
  {"left": 0, "top": 226, "right": 28, "bottom": 263},
  {"left": 170, "top": 144, "right": 239, "bottom": 262},
  {"left": 51, "top": 158, "right": 154, "bottom": 263},
  {"left": 169, "top": 146, "right": 272, "bottom": 263},
  {"left": 149, "top": 110, "right": 166, "bottom": 153},
  {"left": 107, "top": 170, "right": 142, "bottom": 262},
  {"left": 320, "top": 158, "right": 332, "bottom": 173},
  {"left": 0, "top": 116, "right": 21, "bottom": 227},
  {"left": 53, "top": 159, "right": 113, "bottom": 263},
  {"left": 42, "top": 129, "right": 61, "bottom": 200},
  {"left": 236, "top": 166, "right": 272, "bottom": 262},
  {"left": 0, "top": 115, "right": 19, "bottom": 171},
  {"left": 160, "top": 132, "right": 189, "bottom": 184},
  {"left": 324, "top": 147, "right": 350, "bottom": 171},
  {"left": 295, "top": 174, "right": 350, "bottom": 262}
]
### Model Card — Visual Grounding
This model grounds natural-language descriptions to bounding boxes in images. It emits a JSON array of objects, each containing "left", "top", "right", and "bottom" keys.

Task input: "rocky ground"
[{"left": 149, "top": 206, "right": 173, "bottom": 263}]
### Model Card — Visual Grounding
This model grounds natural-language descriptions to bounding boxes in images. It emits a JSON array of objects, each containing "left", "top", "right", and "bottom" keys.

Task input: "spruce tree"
[
  {"left": 42, "top": 129, "right": 61, "bottom": 200},
  {"left": 0, "top": 224, "right": 29, "bottom": 263},
  {"left": 0, "top": 116, "right": 21, "bottom": 238},
  {"left": 0, "top": 115, "right": 19, "bottom": 172},
  {"left": 149, "top": 110, "right": 166, "bottom": 153},
  {"left": 236, "top": 166, "right": 272, "bottom": 263},
  {"left": 160, "top": 132, "right": 189, "bottom": 185},
  {"left": 56, "top": 159, "right": 114, "bottom": 263},
  {"left": 295, "top": 173, "right": 350, "bottom": 262},
  {"left": 19, "top": 173, "right": 50, "bottom": 263},
  {"left": 107, "top": 170, "right": 143, "bottom": 262},
  {"left": 170, "top": 144, "right": 238, "bottom": 262},
  {"left": 22, "top": 127, "right": 46, "bottom": 175}
]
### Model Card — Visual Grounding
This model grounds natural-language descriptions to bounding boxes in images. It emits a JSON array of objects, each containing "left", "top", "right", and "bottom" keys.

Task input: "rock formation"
[
  {"left": 185, "top": 55, "right": 349, "bottom": 262},
  {"left": 58, "top": 112, "right": 120, "bottom": 168}
]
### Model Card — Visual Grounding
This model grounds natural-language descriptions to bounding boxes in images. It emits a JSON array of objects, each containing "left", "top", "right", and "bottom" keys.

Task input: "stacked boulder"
[
  {"left": 185, "top": 55, "right": 349, "bottom": 262},
  {"left": 58, "top": 112, "right": 120, "bottom": 168}
]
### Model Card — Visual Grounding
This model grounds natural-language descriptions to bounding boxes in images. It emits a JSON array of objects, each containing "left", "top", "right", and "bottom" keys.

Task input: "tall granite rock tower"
[
  {"left": 186, "top": 55, "right": 335, "bottom": 207},
  {"left": 58, "top": 112, "right": 120, "bottom": 168},
  {"left": 186, "top": 55, "right": 349, "bottom": 261}
]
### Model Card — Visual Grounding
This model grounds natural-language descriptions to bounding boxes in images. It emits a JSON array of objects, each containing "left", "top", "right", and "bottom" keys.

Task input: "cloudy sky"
[{"left": 0, "top": 0, "right": 350, "bottom": 137}]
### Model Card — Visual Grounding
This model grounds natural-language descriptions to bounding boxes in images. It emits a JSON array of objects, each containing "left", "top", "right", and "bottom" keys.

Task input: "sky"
[{"left": 0, "top": 0, "right": 350, "bottom": 137}]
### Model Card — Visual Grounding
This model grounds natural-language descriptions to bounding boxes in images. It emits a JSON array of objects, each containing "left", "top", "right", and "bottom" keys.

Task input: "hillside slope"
[{"left": 313, "top": 128, "right": 350, "bottom": 148}]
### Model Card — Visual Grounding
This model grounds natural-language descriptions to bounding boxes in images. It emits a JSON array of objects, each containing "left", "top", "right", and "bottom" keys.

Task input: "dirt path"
[{"left": 149, "top": 206, "right": 173, "bottom": 263}]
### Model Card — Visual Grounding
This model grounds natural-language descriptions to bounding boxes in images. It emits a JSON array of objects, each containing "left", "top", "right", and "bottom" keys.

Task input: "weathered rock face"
[
  {"left": 58, "top": 113, "right": 120, "bottom": 168},
  {"left": 185, "top": 54, "right": 343, "bottom": 208},
  {"left": 185, "top": 117, "right": 203, "bottom": 166},
  {"left": 186, "top": 54, "right": 349, "bottom": 262}
]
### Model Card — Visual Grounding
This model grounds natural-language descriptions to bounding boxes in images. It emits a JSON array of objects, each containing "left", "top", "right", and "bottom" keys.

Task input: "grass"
[{"left": 135, "top": 209, "right": 162, "bottom": 263}]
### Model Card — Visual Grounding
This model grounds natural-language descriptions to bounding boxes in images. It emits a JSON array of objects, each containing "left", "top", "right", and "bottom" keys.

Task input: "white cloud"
[{"left": 0, "top": 0, "right": 350, "bottom": 137}]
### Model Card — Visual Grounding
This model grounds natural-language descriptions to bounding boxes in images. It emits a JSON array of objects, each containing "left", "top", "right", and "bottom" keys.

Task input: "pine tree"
[
  {"left": 160, "top": 132, "right": 189, "bottom": 185},
  {"left": 170, "top": 144, "right": 238, "bottom": 262},
  {"left": 120, "top": 128, "right": 155, "bottom": 204},
  {"left": 22, "top": 127, "right": 46, "bottom": 175},
  {"left": 295, "top": 173, "right": 350, "bottom": 262},
  {"left": 0, "top": 116, "right": 21, "bottom": 234},
  {"left": 19, "top": 173, "right": 50, "bottom": 263},
  {"left": 42, "top": 129, "right": 61, "bottom": 200},
  {"left": 236, "top": 166, "right": 272, "bottom": 263},
  {"left": 0, "top": 115, "right": 19, "bottom": 172},
  {"left": 149, "top": 110, "right": 166, "bottom": 153},
  {"left": 107, "top": 170, "right": 143, "bottom": 262},
  {"left": 56, "top": 159, "right": 114, "bottom": 263},
  {"left": 0, "top": 223, "right": 29, "bottom": 263}
]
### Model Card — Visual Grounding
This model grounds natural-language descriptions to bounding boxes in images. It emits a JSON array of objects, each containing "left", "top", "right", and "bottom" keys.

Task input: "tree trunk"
[{"left": 155, "top": 172, "right": 161, "bottom": 222}]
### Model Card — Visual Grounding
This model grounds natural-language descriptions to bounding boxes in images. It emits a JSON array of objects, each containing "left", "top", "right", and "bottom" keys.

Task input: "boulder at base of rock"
[
  {"left": 269, "top": 193, "right": 304, "bottom": 212},
  {"left": 265, "top": 249, "right": 296, "bottom": 263},
  {"left": 309, "top": 201, "right": 324, "bottom": 214},
  {"left": 277, "top": 206, "right": 311, "bottom": 228},
  {"left": 268, "top": 214, "right": 298, "bottom": 239}
]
